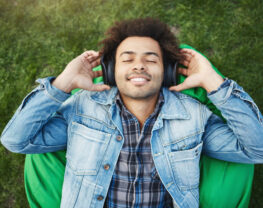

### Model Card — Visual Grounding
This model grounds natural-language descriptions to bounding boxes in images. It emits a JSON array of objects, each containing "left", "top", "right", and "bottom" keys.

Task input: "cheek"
[
  {"left": 153, "top": 68, "right": 164, "bottom": 82},
  {"left": 114, "top": 68, "right": 127, "bottom": 88},
  {"left": 114, "top": 69, "right": 124, "bottom": 81},
  {"left": 156, "top": 74, "right": 164, "bottom": 87}
]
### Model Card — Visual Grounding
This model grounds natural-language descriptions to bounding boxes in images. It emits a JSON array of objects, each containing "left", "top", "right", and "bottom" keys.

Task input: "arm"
[
  {"left": 1, "top": 51, "right": 110, "bottom": 154},
  {"left": 203, "top": 79, "right": 263, "bottom": 163},
  {"left": 0, "top": 78, "right": 71, "bottom": 153},
  {"left": 170, "top": 49, "right": 263, "bottom": 163}
]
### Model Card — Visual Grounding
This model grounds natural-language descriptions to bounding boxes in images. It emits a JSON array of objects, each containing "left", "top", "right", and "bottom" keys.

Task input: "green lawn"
[{"left": 0, "top": 0, "right": 262, "bottom": 207}]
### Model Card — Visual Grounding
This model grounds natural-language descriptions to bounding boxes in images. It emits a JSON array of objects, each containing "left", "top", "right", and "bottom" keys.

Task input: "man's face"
[{"left": 115, "top": 36, "right": 164, "bottom": 101}]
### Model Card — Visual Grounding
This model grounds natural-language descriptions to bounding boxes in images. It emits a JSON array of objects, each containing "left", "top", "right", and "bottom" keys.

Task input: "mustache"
[{"left": 125, "top": 72, "right": 152, "bottom": 80}]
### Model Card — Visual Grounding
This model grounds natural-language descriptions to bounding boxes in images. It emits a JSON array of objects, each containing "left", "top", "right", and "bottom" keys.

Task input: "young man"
[{"left": 1, "top": 18, "right": 263, "bottom": 208}]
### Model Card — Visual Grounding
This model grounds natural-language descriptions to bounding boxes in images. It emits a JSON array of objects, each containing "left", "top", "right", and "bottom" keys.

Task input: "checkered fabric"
[{"left": 104, "top": 93, "right": 173, "bottom": 208}]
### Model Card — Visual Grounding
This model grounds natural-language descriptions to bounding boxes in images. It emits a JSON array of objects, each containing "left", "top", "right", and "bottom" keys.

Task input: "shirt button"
[
  {"left": 116, "top": 135, "right": 122, "bottom": 141},
  {"left": 104, "top": 164, "right": 110, "bottom": 170},
  {"left": 97, "top": 195, "right": 104, "bottom": 201}
]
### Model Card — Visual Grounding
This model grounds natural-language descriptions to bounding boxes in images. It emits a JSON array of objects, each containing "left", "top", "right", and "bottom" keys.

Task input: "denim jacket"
[{"left": 1, "top": 77, "right": 263, "bottom": 208}]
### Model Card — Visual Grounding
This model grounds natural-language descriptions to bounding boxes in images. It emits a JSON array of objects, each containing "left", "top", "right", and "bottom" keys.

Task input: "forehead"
[{"left": 116, "top": 36, "right": 162, "bottom": 56}]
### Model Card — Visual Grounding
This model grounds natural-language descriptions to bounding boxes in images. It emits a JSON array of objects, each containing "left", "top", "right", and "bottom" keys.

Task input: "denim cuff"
[
  {"left": 207, "top": 78, "right": 234, "bottom": 106},
  {"left": 36, "top": 77, "right": 71, "bottom": 103}
]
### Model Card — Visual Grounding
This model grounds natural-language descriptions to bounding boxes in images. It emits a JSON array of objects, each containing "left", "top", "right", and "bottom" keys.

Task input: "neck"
[{"left": 120, "top": 93, "right": 160, "bottom": 129}]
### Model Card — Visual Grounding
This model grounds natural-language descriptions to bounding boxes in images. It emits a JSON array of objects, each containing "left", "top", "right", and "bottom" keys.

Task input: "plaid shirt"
[{"left": 104, "top": 93, "right": 173, "bottom": 208}]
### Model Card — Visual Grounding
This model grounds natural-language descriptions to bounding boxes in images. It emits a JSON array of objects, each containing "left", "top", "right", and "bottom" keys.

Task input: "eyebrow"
[{"left": 119, "top": 51, "right": 160, "bottom": 58}]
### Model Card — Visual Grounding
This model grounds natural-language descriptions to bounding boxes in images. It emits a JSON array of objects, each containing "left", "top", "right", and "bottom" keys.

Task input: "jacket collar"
[
  {"left": 89, "top": 87, "right": 118, "bottom": 105},
  {"left": 89, "top": 87, "right": 190, "bottom": 120},
  {"left": 160, "top": 88, "right": 190, "bottom": 120}
]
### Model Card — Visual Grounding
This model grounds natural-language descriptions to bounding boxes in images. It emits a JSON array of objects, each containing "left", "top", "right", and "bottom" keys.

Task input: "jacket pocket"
[
  {"left": 67, "top": 122, "right": 111, "bottom": 175},
  {"left": 61, "top": 169, "right": 104, "bottom": 208},
  {"left": 168, "top": 142, "right": 203, "bottom": 191}
]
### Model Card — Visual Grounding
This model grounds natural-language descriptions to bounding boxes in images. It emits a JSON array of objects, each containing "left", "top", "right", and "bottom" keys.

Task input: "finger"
[
  {"left": 180, "top": 53, "right": 193, "bottom": 67},
  {"left": 89, "top": 58, "right": 101, "bottom": 68},
  {"left": 83, "top": 50, "right": 98, "bottom": 59},
  {"left": 181, "top": 51, "right": 193, "bottom": 62},
  {"left": 85, "top": 52, "right": 100, "bottom": 62},
  {"left": 83, "top": 52, "right": 99, "bottom": 64},
  {"left": 83, "top": 50, "right": 99, "bottom": 56},
  {"left": 81, "top": 56, "right": 100, "bottom": 71},
  {"left": 169, "top": 82, "right": 189, "bottom": 92},
  {"left": 89, "top": 84, "right": 111, "bottom": 92},
  {"left": 179, "top": 60, "right": 190, "bottom": 67},
  {"left": 177, "top": 67, "right": 189, "bottom": 76},
  {"left": 80, "top": 55, "right": 93, "bottom": 70},
  {"left": 86, "top": 56, "right": 100, "bottom": 65},
  {"left": 180, "top": 48, "right": 197, "bottom": 56},
  {"left": 92, "top": 70, "right": 103, "bottom": 78}
]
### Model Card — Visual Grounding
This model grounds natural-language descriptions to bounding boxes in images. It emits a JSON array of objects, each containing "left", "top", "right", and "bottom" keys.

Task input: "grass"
[{"left": 0, "top": 0, "right": 262, "bottom": 207}]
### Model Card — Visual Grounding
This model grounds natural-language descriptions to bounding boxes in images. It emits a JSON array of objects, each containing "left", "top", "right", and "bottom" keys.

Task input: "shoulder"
[
  {"left": 161, "top": 88, "right": 209, "bottom": 122},
  {"left": 163, "top": 88, "right": 204, "bottom": 106}
]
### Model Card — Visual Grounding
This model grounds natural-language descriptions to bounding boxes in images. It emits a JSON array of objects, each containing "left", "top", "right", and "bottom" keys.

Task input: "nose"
[{"left": 133, "top": 60, "right": 145, "bottom": 71}]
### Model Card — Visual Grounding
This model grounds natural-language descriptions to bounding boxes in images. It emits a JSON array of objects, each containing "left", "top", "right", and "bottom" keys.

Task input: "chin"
[{"left": 121, "top": 89, "right": 161, "bottom": 100}]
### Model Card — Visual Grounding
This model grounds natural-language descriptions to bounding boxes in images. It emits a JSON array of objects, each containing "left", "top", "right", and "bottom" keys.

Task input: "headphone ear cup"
[
  {"left": 163, "top": 61, "right": 177, "bottom": 87},
  {"left": 107, "top": 58, "right": 116, "bottom": 86},
  {"left": 101, "top": 54, "right": 116, "bottom": 86}
]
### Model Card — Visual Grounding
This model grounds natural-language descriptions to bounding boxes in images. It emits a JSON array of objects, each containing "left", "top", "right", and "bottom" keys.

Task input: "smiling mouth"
[
  {"left": 126, "top": 72, "right": 151, "bottom": 80},
  {"left": 129, "top": 77, "right": 148, "bottom": 82},
  {"left": 127, "top": 77, "right": 150, "bottom": 86}
]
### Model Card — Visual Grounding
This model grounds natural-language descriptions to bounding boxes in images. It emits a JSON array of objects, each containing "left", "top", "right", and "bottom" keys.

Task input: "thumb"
[{"left": 169, "top": 82, "right": 189, "bottom": 92}]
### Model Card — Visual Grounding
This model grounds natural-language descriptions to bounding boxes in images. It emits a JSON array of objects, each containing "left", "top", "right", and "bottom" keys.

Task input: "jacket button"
[
  {"left": 116, "top": 135, "right": 122, "bottom": 141},
  {"left": 97, "top": 195, "right": 104, "bottom": 201},
  {"left": 104, "top": 164, "right": 110, "bottom": 170}
]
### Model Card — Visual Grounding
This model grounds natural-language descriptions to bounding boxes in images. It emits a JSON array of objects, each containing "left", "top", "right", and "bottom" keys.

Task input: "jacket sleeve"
[
  {"left": 202, "top": 79, "right": 263, "bottom": 164},
  {"left": 0, "top": 77, "right": 72, "bottom": 154}
]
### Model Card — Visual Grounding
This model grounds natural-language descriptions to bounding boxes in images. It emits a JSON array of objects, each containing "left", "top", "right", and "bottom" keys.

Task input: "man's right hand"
[{"left": 52, "top": 50, "right": 111, "bottom": 93}]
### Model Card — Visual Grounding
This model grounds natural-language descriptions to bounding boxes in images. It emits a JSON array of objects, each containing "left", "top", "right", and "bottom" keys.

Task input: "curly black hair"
[{"left": 99, "top": 17, "right": 184, "bottom": 65}]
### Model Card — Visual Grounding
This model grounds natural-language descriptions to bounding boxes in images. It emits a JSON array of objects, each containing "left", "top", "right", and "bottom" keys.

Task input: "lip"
[
  {"left": 127, "top": 74, "right": 151, "bottom": 81},
  {"left": 125, "top": 73, "right": 151, "bottom": 86},
  {"left": 127, "top": 76, "right": 150, "bottom": 86}
]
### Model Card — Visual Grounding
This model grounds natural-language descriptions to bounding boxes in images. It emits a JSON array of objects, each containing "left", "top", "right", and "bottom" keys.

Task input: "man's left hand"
[{"left": 169, "top": 49, "right": 224, "bottom": 93}]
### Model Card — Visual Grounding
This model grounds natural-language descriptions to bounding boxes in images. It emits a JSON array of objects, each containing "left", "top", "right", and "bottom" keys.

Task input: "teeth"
[{"left": 130, "top": 78, "right": 147, "bottom": 82}]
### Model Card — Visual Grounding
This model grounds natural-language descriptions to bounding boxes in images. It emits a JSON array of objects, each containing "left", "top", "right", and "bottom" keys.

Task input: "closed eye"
[
  {"left": 146, "top": 60, "right": 157, "bottom": 63},
  {"left": 122, "top": 60, "right": 133, "bottom": 62}
]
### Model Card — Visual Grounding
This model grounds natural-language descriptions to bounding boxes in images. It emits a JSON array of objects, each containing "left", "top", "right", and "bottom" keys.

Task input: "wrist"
[
  {"left": 202, "top": 73, "right": 224, "bottom": 93},
  {"left": 52, "top": 75, "right": 75, "bottom": 93}
]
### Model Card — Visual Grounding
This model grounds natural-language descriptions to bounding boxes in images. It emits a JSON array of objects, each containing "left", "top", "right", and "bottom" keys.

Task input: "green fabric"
[
  {"left": 24, "top": 46, "right": 254, "bottom": 208},
  {"left": 25, "top": 151, "right": 66, "bottom": 208},
  {"left": 199, "top": 156, "right": 253, "bottom": 208}
]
